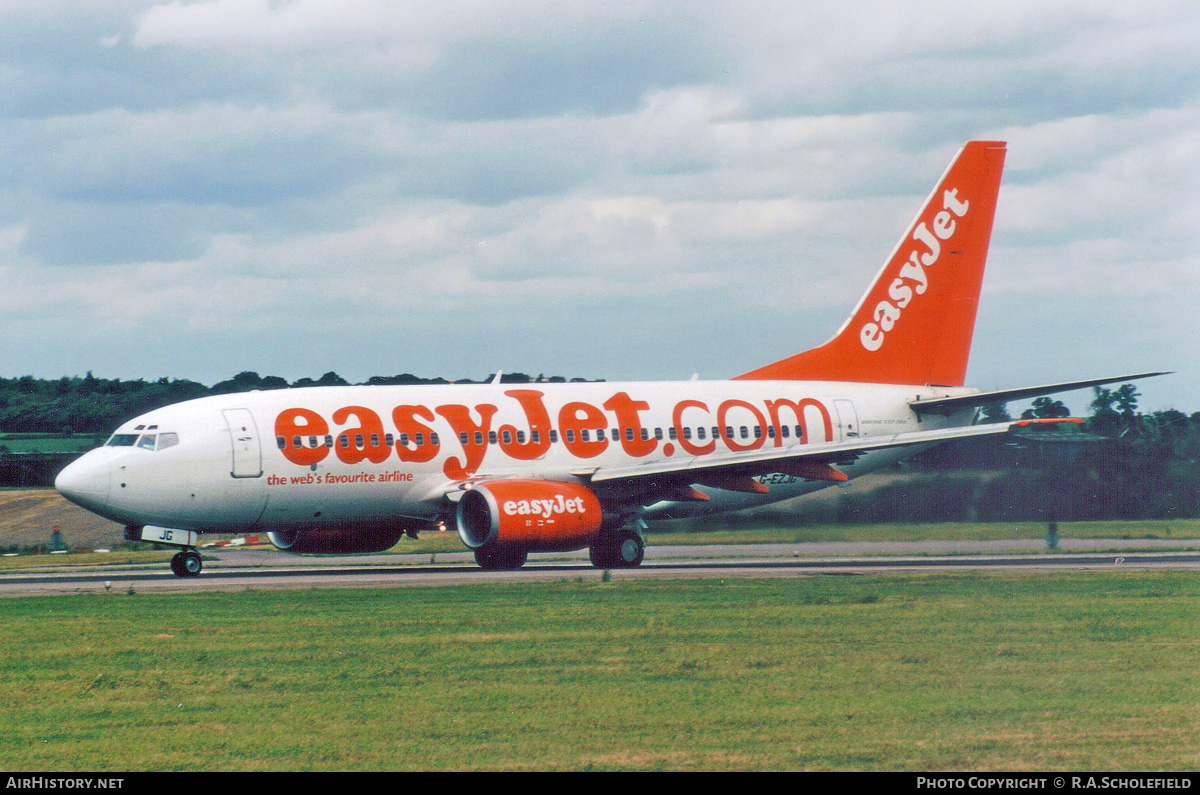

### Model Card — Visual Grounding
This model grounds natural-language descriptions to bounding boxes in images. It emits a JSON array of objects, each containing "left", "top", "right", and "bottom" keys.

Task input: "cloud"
[{"left": 0, "top": 0, "right": 1196, "bottom": 414}]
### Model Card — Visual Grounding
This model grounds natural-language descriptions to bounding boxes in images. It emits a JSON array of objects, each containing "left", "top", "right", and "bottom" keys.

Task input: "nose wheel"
[{"left": 170, "top": 549, "right": 203, "bottom": 578}]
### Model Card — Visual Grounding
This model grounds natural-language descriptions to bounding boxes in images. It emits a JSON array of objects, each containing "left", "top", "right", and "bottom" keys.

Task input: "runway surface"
[{"left": 3, "top": 539, "right": 1199, "bottom": 597}]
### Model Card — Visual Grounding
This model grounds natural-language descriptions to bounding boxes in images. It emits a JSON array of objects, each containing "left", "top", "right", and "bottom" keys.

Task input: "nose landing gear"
[{"left": 126, "top": 525, "right": 204, "bottom": 578}]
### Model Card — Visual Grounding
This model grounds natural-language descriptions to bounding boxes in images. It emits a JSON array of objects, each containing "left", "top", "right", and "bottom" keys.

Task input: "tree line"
[{"left": 0, "top": 371, "right": 601, "bottom": 435}]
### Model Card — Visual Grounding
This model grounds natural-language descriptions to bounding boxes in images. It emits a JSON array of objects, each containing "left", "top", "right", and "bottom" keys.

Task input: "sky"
[{"left": 1, "top": 0, "right": 1196, "bottom": 414}]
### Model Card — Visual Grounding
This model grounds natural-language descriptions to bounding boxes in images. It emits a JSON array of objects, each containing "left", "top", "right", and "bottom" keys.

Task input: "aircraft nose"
[{"left": 55, "top": 453, "right": 112, "bottom": 513}]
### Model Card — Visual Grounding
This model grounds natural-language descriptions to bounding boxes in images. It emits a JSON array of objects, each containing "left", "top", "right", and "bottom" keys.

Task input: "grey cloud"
[{"left": 18, "top": 201, "right": 213, "bottom": 265}]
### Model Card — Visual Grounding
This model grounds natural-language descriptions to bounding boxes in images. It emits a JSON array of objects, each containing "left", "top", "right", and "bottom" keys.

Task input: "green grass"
[
  {"left": 639, "top": 518, "right": 1200, "bottom": 546},
  {"left": 387, "top": 519, "right": 1200, "bottom": 555},
  {"left": 0, "top": 572, "right": 1197, "bottom": 771}
]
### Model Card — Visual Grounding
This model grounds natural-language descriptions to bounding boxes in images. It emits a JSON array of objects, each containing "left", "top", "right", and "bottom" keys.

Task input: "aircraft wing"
[
  {"left": 577, "top": 418, "right": 1064, "bottom": 491},
  {"left": 910, "top": 372, "right": 1170, "bottom": 416}
]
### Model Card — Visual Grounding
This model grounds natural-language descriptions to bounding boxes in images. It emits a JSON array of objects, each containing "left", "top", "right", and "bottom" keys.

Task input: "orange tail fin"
[{"left": 735, "top": 140, "right": 1007, "bottom": 387}]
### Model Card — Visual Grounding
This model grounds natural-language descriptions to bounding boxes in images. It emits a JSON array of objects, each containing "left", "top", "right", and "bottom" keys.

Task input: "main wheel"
[
  {"left": 474, "top": 546, "right": 527, "bottom": 570},
  {"left": 590, "top": 528, "right": 644, "bottom": 569},
  {"left": 612, "top": 528, "right": 644, "bottom": 567},
  {"left": 177, "top": 549, "right": 202, "bottom": 577}
]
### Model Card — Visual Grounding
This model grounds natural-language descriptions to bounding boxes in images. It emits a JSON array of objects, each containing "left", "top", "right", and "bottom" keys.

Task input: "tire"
[
  {"left": 180, "top": 550, "right": 203, "bottom": 577},
  {"left": 474, "top": 546, "right": 527, "bottom": 570},
  {"left": 589, "top": 543, "right": 612, "bottom": 568},
  {"left": 590, "top": 529, "right": 644, "bottom": 569},
  {"left": 613, "top": 528, "right": 644, "bottom": 568}
]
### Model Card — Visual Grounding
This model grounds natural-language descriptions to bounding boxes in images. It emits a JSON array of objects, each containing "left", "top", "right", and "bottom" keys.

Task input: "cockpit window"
[{"left": 106, "top": 431, "right": 179, "bottom": 449}]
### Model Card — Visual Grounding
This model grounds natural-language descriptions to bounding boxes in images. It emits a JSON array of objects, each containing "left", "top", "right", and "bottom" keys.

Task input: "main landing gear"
[
  {"left": 169, "top": 549, "right": 203, "bottom": 578},
  {"left": 589, "top": 527, "right": 645, "bottom": 569},
  {"left": 473, "top": 545, "right": 528, "bottom": 571}
]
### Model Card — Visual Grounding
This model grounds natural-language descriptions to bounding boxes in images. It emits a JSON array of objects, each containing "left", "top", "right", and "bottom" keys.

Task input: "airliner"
[{"left": 55, "top": 141, "right": 1164, "bottom": 577}]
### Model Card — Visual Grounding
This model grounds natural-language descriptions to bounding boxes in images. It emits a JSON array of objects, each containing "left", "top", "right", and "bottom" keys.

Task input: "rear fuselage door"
[
  {"left": 223, "top": 408, "right": 263, "bottom": 478},
  {"left": 834, "top": 399, "right": 860, "bottom": 441}
]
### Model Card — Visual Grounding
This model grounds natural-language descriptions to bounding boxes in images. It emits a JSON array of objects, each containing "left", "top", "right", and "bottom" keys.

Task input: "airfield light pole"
[{"left": 1011, "top": 425, "right": 1101, "bottom": 549}]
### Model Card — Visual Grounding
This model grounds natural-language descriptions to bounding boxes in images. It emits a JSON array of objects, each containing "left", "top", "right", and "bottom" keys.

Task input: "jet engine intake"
[{"left": 456, "top": 479, "right": 604, "bottom": 552}]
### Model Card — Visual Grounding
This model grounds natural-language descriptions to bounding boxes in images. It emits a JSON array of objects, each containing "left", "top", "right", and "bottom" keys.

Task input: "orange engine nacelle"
[{"left": 456, "top": 480, "right": 605, "bottom": 553}]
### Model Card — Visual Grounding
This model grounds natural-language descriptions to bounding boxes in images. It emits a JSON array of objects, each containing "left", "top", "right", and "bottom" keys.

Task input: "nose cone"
[{"left": 55, "top": 453, "right": 112, "bottom": 515}]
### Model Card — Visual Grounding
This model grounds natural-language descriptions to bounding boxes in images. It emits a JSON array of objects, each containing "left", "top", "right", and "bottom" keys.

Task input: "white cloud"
[{"left": 0, "top": 0, "right": 1196, "bottom": 412}]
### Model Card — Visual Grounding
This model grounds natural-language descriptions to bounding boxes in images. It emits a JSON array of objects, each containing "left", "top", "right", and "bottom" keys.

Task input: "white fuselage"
[{"left": 54, "top": 379, "right": 977, "bottom": 536}]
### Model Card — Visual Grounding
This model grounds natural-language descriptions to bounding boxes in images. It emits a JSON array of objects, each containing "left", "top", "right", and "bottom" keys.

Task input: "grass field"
[{"left": 1, "top": 572, "right": 1197, "bottom": 771}]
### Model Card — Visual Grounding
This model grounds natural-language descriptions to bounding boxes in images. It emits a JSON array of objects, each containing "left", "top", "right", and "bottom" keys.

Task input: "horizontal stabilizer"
[{"left": 910, "top": 371, "right": 1171, "bottom": 416}]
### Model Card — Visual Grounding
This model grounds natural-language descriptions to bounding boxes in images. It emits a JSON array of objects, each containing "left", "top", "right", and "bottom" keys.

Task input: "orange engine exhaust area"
[{"left": 456, "top": 479, "right": 605, "bottom": 552}]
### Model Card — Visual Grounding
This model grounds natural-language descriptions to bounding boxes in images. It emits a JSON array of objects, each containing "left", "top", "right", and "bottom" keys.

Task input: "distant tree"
[
  {"left": 1021, "top": 397, "right": 1070, "bottom": 419},
  {"left": 316, "top": 371, "right": 349, "bottom": 387},
  {"left": 1114, "top": 383, "right": 1140, "bottom": 419},
  {"left": 1089, "top": 383, "right": 1140, "bottom": 436},
  {"left": 979, "top": 402, "right": 1011, "bottom": 423},
  {"left": 1089, "top": 386, "right": 1121, "bottom": 435},
  {"left": 210, "top": 371, "right": 264, "bottom": 394}
]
